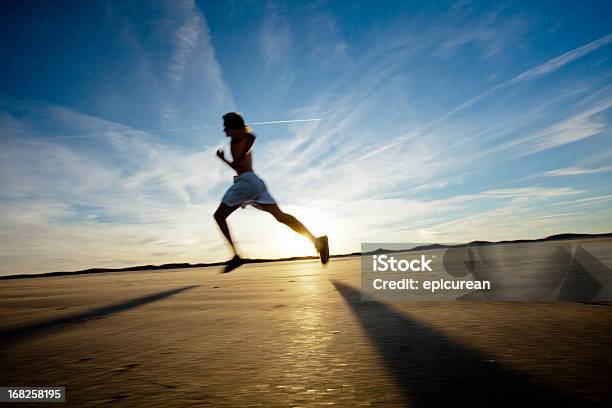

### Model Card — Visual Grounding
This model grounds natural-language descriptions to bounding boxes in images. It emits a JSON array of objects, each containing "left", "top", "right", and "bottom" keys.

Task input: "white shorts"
[{"left": 221, "top": 172, "right": 277, "bottom": 208}]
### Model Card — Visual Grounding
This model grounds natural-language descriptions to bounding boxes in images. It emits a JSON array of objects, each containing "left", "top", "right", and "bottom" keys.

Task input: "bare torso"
[{"left": 230, "top": 133, "right": 254, "bottom": 175}]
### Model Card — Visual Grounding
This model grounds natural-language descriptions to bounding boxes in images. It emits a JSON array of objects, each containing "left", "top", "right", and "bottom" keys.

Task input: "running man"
[{"left": 214, "top": 112, "right": 329, "bottom": 273}]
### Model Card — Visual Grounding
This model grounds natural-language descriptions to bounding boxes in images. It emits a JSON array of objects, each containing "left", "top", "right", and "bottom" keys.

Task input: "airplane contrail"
[
  {"left": 51, "top": 118, "right": 322, "bottom": 140},
  {"left": 161, "top": 118, "right": 322, "bottom": 132},
  {"left": 250, "top": 118, "right": 322, "bottom": 126}
]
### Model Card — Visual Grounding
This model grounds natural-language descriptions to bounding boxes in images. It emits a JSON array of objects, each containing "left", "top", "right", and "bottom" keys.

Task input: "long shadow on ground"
[
  {"left": 1, "top": 285, "right": 199, "bottom": 346},
  {"left": 332, "top": 281, "right": 594, "bottom": 407}
]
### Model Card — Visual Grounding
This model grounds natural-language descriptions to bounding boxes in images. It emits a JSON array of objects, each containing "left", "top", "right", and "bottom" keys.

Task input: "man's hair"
[{"left": 223, "top": 112, "right": 248, "bottom": 131}]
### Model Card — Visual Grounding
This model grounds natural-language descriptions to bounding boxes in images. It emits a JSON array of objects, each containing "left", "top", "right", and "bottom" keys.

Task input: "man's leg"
[
  {"left": 257, "top": 204, "right": 316, "bottom": 243},
  {"left": 257, "top": 203, "right": 329, "bottom": 264},
  {"left": 214, "top": 203, "right": 240, "bottom": 255}
]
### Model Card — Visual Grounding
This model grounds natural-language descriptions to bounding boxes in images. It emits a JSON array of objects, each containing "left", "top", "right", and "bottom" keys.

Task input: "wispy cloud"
[
  {"left": 259, "top": 2, "right": 292, "bottom": 65},
  {"left": 553, "top": 195, "right": 612, "bottom": 207},
  {"left": 513, "top": 34, "right": 612, "bottom": 82},
  {"left": 162, "top": 0, "right": 234, "bottom": 125},
  {"left": 496, "top": 97, "right": 612, "bottom": 157},
  {"left": 303, "top": 12, "right": 350, "bottom": 70},
  {"left": 433, "top": 7, "right": 530, "bottom": 59},
  {"left": 546, "top": 165, "right": 612, "bottom": 177},
  {"left": 429, "top": 33, "right": 612, "bottom": 127},
  {"left": 168, "top": 2, "right": 203, "bottom": 85}
]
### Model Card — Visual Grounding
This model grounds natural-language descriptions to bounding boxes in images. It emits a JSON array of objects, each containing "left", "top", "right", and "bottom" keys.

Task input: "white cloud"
[
  {"left": 498, "top": 98, "right": 612, "bottom": 157},
  {"left": 428, "top": 33, "right": 612, "bottom": 128},
  {"left": 259, "top": 3, "right": 292, "bottom": 65},
  {"left": 433, "top": 9, "right": 529, "bottom": 59},
  {"left": 512, "top": 34, "right": 612, "bottom": 82},
  {"left": 168, "top": 4, "right": 203, "bottom": 84},
  {"left": 552, "top": 195, "right": 612, "bottom": 207},
  {"left": 545, "top": 165, "right": 612, "bottom": 177},
  {"left": 161, "top": 0, "right": 234, "bottom": 125}
]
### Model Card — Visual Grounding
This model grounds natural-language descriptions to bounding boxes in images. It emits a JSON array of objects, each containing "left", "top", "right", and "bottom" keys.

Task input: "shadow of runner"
[
  {"left": 1, "top": 285, "right": 199, "bottom": 346},
  {"left": 332, "top": 281, "right": 589, "bottom": 408}
]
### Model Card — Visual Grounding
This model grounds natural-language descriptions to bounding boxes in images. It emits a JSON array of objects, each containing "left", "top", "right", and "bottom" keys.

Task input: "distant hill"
[
  {"left": 1, "top": 232, "right": 610, "bottom": 280},
  {"left": 365, "top": 232, "right": 612, "bottom": 255}
]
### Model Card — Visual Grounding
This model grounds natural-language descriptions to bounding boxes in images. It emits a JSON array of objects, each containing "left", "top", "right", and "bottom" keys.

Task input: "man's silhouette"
[{"left": 214, "top": 112, "right": 329, "bottom": 273}]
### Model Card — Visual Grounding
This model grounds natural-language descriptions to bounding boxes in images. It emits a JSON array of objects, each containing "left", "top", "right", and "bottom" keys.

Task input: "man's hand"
[
  {"left": 216, "top": 148, "right": 225, "bottom": 161},
  {"left": 216, "top": 148, "right": 236, "bottom": 169}
]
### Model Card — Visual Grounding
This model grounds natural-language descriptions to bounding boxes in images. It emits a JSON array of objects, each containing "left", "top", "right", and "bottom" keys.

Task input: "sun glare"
[{"left": 276, "top": 206, "right": 339, "bottom": 257}]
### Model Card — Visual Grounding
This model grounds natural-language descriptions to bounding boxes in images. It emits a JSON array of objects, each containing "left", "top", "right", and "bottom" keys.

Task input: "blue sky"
[{"left": 1, "top": 0, "right": 611, "bottom": 274}]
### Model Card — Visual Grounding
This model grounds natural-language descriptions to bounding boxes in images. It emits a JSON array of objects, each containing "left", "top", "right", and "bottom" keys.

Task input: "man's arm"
[
  {"left": 216, "top": 148, "right": 235, "bottom": 169},
  {"left": 216, "top": 132, "right": 256, "bottom": 168}
]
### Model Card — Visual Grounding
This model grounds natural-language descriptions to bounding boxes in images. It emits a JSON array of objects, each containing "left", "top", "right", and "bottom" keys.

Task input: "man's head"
[{"left": 223, "top": 112, "right": 249, "bottom": 136}]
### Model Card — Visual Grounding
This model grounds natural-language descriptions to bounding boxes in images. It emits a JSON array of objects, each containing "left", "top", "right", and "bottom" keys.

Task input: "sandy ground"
[{"left": 1, "top": 240, "right": 611, "bottom": 407}]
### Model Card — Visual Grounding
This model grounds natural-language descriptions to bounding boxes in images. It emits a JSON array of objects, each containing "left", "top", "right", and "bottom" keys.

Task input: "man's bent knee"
[
  {"left": 214, "top": 209, "right": 226, "bottom": 222},
  {"left": 275, "top": 211, "right": 291, "bottom": 223}
]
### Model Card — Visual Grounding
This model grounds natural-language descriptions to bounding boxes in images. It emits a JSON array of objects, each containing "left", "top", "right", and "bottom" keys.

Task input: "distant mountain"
[{"left": 1, "top": 232, "right": 610, "bottom": 280}]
